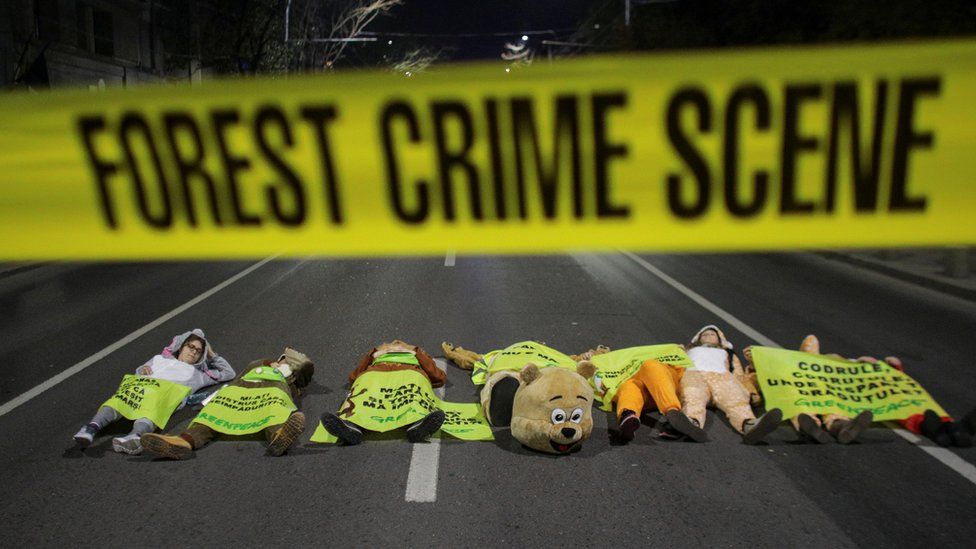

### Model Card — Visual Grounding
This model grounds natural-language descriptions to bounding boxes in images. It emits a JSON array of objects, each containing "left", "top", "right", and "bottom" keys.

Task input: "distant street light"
[
  {"left": 521, "top": 35, "right": 529, "bottom": 41},
  {"left": 388, "top": 40, "right": 393, "bottom": 45}
]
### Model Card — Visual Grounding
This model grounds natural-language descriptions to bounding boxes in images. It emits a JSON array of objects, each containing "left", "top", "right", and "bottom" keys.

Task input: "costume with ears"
[{"left": 680, "top": 325, "right": 782, "bottom": 444}]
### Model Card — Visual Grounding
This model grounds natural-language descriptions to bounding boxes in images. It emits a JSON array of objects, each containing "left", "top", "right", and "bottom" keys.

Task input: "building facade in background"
[{"left": 1, "top": 0, "right": 177, "bottom": 90}]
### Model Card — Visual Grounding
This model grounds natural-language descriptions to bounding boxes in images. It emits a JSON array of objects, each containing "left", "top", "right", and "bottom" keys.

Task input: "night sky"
[{"left": 369, "top": 0, "right": 597, "bottom": 61}]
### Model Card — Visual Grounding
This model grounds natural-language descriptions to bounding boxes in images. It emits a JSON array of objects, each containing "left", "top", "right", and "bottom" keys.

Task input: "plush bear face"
[{"left": 510, "top": 363, "right": 596, "bottom": 454}]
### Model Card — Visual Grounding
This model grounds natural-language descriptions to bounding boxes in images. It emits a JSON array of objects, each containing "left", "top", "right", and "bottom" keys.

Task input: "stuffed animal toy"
[
  {"left": 443, "top": 341, "right": 597, "bottom": 454},
  {"left": 510, "top": 362, "right": 597, "bottom": 454}
]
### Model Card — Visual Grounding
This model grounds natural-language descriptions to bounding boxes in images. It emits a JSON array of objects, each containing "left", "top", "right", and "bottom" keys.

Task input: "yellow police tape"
[{"left": 2, "top": 39, "right": 975, "bottom": 259}]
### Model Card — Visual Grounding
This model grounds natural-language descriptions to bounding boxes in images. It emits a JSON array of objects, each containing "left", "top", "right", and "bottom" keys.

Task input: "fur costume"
[
  {"left": 443, "top": 341, "right": 597, "bottom": 454},
  {"left": 680, "top": 325, "right": 781, "bottom": 444}
]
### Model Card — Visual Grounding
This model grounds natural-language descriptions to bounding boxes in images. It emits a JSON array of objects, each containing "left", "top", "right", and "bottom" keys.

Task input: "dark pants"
[{"left": 180, "top": 421, "right": 286, "bottom": 449}]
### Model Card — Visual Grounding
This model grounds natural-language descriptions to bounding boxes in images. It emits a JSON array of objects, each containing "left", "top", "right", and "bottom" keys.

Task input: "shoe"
[
  {"left": 657, "top": 423, "right": 686, "bottom": 440},
  {"left": 949, "top": 423, "right": 973, "bottom": 448},
  {"left": 796, "top": 413, "right": 833, "bottom": 444},
  {"left": 140, "top": 433, "right": 193, "bottom": 460},
  {"left": 617, "top": 410, "right": 640, "bottom": 442},
  {"left": 407, "top": 410, "right": 446, "bottom": 443},
  {"left": 960, "top": 405, "right": 976, "bottom": 436},
  {"left": 665, "top": 409, "right": 707, "bottom": 442},
  {"left": 921, "top": 409, "right": 952, "bottom": 446},
  {"left": 320, "top": 412, "right": 363, "bottom": 445},
  {"left": 742, "top": 408, "right": 783, "bottom": 445},
  {"left": 488, "top": 376, "right": 520, "bottom": 427},
  {"left": 73, "top": 423, "right": 99, "bottom": 447},
  {"left": 834, "top": 411, "right": 873, "bottom": 444},
  {"left": 111, "top": 433, "right": 143, "bottom": 455},
  {"left": 267, "top": 412, "right": 306, "bottom": 456}
]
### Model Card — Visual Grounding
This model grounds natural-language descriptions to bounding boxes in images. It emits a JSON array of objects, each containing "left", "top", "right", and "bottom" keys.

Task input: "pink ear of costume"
[{"left": 161, "top": 336, "right": 179, "bottom": 358}]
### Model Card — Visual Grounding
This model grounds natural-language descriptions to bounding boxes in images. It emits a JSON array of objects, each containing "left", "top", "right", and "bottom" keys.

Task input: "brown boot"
[
  {"left": 267, "top": 412, "right": 306, "bottom": 456},
  {"left": 141, "top": 433, "right": 193, "bottom": 460},
  {"left": 441, "top": 342, "right": 482, "bottom": 370},
  {"left": 570, "top": 345, "right": 612, "bottom": 362},
  {"left": 830, "top": 411, "right": 873, "bottom": 444}
]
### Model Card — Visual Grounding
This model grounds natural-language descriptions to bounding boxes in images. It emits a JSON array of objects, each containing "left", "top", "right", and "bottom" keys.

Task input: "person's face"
[
  {"left": 699, "top": 329, "right": 720, "bottom": 346},
  {"left": 178, "top": 338, "right": 204, "bottom": 363}
]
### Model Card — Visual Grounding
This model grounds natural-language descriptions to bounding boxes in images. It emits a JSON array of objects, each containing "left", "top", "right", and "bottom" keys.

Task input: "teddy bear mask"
[{"left": 510, "top": 362, "right": 596, "bottom": 454}]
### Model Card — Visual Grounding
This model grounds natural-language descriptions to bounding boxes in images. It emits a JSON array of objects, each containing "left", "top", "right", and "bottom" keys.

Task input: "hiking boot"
[
  {"left": 617, "top": 410, "right": 640, "bottom": 442},
  {"left": 665, "top": 409, "right": 707, "bottom": 442},
  {"left": 111, "top": 433, "right": 143, "bottom": 455},
  {"left": 742, "top": 408, "right": 783, "bottom": 445},
  {"left": 320, "top": 412, "right": 363, "bottom": 445},
  {"left": 73, "top": 423, "right": 99, "bottom": 447},
  {"left": 140, "top": 433, "right": 193, "bottom": 460},
  {"left": 796, "top": 413, "right": 833, "bottom": 444},
  {"left": 407, "top": 410, "right": 446, "bottom": 443},
  {"left": 441, "top": 342, "right": 481, "bottom": 370},
  {"left": 488, "top": 376, "right": 520, "bottom": 427},
  {"left": 267, "top": 412, "right": 306, "bottom": 456},
  {"left": 833, "top": 411, "right": 873, "bottom": 444}
]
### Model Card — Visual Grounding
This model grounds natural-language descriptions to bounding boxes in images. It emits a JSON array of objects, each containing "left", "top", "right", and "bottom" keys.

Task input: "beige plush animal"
[{"left": 510, "top": 362, "right": 597, "bottom": 454}]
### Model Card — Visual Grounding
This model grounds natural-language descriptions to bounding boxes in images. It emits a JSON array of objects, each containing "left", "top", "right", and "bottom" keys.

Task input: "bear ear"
[
  {"left": 521, "top": 362, "right": 541, "bottom": 384},
  {"left": 576, "top": 360, "right": 596, "bottom": 379}
]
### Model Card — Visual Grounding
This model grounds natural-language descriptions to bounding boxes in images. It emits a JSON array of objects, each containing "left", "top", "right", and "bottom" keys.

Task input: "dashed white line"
[
  {"left": 618, "top": 249, "right": 976, "bottom": 488},
  {"left": 405, "top": 359, "right": 448, "bottom": 502},
  {"left": 444, "top": 249, "right": 456, "bottom": 267},
  {"left": 0, "top": 256, "right": 276, "bottom": 419}
]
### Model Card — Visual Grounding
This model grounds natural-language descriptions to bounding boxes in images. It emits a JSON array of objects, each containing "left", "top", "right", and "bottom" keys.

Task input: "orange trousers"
[{"left": 613, "top": 360, "right": 683, "bottom": 419}]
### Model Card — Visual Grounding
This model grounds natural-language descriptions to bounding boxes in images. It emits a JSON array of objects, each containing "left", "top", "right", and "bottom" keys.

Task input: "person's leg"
[
  {"left": 613, "top": 377, "right": 646, "bottom": 441},
  {"left": 679, "top": 370, "right": 711, "bottom": 429},
  {"left": 265, "top": 411, "right": 306, "bottom": 456},
  {"left": 112, "top": 418, "right": 155, "bottom": 455},
  {"left": 645, "top": 364, "right": 706, "bottom": 441},
  {"left": 74, "top": 406, "right": 119, "bottom": 446},
  {"left": 709, "top": 373, "right": 756, "bottom": 434}
]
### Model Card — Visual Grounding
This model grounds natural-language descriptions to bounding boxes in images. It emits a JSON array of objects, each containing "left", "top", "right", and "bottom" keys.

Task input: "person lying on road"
[
  {"left": 73, "top": 329, "right": 235, "bottom": 455},
  {"left": 140, "top": 347, "right": 313, "bottom": 459}
]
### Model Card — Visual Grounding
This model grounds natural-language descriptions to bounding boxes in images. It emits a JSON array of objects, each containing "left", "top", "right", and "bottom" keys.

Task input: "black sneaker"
[
  {"left": 796, "top": 414, "right": 833, "bottom": 444},
  {"left": 320, "top": 412, "right": 363, "bottom": 446},
  {"left": 949, "top": 423, "right": 973, "bottom": 448},
  {"left": 488, "top": 376, "right": 520, "bottom": 427},
  {"left": 665, "top": 409, "right": 707, "bottom": 442},
  {"left": 657, "top": 422, "right": 686, "bottom": 441},
  {"left": 407, "top": 410, "right": 446, "bottom": 443},
  {"left": 617, "top": 410, "right": 640, "bottom": 442},
  {"left": 960, "top": 406, "right": 976, "bottom": 436},
  {"left": 921, "top": 410, "right": 952, "bottom": 446},
  {"left": 742, "top": 408, "right": 783, "bottom": 445},
  {"left": 835, "top": 411, "right": 873, "bottom": 444}
]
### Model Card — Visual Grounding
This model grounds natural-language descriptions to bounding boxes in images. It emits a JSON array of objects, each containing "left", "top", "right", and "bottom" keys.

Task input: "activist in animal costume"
[
  {"left": 73, "top": 329, "right": 235, "bottom": 455},
  {"left": 680, "top": 325, "right": 782, "bottom": 444},
  {"left": 140, "top": 347, "right": 313, "bottom": 459},
  {"left": 443, "top": 341, "right": 597, "bottom": 454},
  {"left": 742, "top": 335, "right": 873, "bottom": 444},
  {"left": 318, "top": 341, "right": 449, "bottom": 445},
  {"left": 747, "top": 335, "right": 974, "bottom": 447}
]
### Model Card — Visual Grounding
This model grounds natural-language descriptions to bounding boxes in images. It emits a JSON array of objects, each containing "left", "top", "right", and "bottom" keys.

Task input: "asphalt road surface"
[{"left": 1, "top": 252, "right": 974, "bottom": 547}]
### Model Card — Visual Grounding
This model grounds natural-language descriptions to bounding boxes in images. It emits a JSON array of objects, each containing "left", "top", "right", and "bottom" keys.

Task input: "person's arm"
[
  {"left": 205, "top": 351, "right": 236, "bottom": 382},
  {"left": 416, "top": 347, "right": 446, "bottom": 388},
  {"left": 729, "top": 352, "right": 745, "bottom": 375},
  {"left": 349, "top": 348, "right": 378, "bottom": 385}
]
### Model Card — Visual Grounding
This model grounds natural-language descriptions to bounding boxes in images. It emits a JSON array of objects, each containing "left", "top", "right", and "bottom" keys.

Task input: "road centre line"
[
  {"left": 0, "top": 256, "right": 276, "bottom": 419},
  {"left": 404, "top": 359, "right": 448, "bottom": 502},
  {"left": 618, "top": 250, "right": 976, "bottom": 488},
  {"left": 444, "top": 250, "right": 456, "bottom": 267}
]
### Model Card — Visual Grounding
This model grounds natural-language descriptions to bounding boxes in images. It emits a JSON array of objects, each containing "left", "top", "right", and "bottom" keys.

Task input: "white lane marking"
[
  {"left": 444, "top": 250, "right": 456, "bottom": 267},
  {"left": 0, "top": 256, "right": 276, "bottom": 419},
  {"left": 620, "top": 250, "right": 779, "bottom": 347},
  {"left": 619, "top": 250, "right": 976, "bottom": 487},
  {"left": 405, "top": 359, "right": 447, "bottom": 502},
  {"left": 885, "top": 421, "right": 976, "bottom": 484}
]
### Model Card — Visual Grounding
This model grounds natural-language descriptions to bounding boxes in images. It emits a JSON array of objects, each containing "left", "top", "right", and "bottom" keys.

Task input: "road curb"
[{"left": 816, "top": 251, "right": 976, "bottom": 303}]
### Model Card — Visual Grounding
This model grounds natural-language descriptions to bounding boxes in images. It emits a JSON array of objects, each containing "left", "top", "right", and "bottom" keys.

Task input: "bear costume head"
[{"left": 510, "top": 361, "right": 597, "bottom": 454}]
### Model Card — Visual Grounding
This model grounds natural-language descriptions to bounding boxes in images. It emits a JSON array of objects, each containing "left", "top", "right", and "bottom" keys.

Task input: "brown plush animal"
[{"left": 510, "top": 361, "right": 597, "bottom": 454}]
